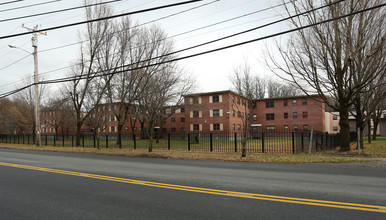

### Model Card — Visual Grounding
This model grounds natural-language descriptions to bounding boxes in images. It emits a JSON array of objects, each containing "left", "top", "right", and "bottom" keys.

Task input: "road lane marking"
[{"left": 0, "top": 161, "right": 385, "bottom": 213}]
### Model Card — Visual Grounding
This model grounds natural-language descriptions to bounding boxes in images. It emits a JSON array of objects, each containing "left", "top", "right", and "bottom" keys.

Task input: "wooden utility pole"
[{"left": 22, "top": 24, "right": 46, "bottom": 146}]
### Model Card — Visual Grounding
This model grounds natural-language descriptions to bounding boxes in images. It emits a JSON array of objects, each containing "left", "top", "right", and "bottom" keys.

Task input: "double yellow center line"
[{"left": 0, "top": 161, "right": 385, "bottom": 213}]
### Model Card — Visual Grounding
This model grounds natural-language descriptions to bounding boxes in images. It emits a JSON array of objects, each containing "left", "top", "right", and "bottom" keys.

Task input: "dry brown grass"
[{"left": 0, "top": 143, "right": 375, "bottom": 163}]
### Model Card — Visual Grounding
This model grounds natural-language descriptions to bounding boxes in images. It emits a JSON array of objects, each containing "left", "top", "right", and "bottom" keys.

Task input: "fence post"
[
  {"left": 54, "top": 135, "right": 56, "bottom": 146},
  {"left": 28, "top": 134, "right": 30, "bottom": 144},
  {"left": 234, "top": 133, "right": 237, "bottom": 152},
  {"left": 62, "top": 134, "right": 65, "bottom": 147},
  {"left": 168, "top": 134, "right": 171, "bottom": 150},
  {"left": 210, "top": 133, "right": 213, "bottom": 152},
  {"left": 292, "top": 132, "right": 295, "bottom": 154},
  {"left": 133, "top": 134, "right": 136, "bottom": 149},
  {"left": 22, "top": 134, "right": 24, "bottom": 144},
  {"left": 325, "top": 132, "right": 328, "bottom": 149},
  {"left": 18, "top": 134, "right": 20, "bottom": 144},
  {"left": 106, "top": 135, "right": 108, "bottom": 148},
  {"left": 93, "top": 135, "right": 96, "bottom": 148},
  {"left": 188, "top": 133, "right": 191, "bottom": 151},
  {"left": 45, "top": 135, "right": 48, "bottom": 146},
  {"left": 71, "top": 135, "right": 74, "bottom": 147},
  {"left": 82, "top": 135, "right": 84, "bottom": 148},
  {"left": 301, "top": 132, "right": 304, "bottom": 152},
  {"left": 262, "top": 132, "right": 265, "bottom": 153}
]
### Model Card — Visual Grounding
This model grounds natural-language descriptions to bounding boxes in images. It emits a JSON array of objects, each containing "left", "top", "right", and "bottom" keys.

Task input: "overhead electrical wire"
[
  {"left": 0, "top": 0, "right": 340, "bottom": 88},
  {"left": 0, "top": 0, "right": 204, "bottom": 40},
  {"left": 0, "top": 0, "right": 125, "bottom": 23},
  {"left": 2, "top": 1, "right": 383, "bottom": 99},
  {"left": 38, "top": 0, "right": 220, "bottom": 54},
  {"left": 0, "top": 0, "right": 61, "bottom": 13},
  {"left": 0, "top": 0, "right": 23, "bottom": 6}
]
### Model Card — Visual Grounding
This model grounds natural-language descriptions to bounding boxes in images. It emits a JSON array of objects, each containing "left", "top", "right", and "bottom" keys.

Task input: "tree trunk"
[
  {"left": 372, "top": 118, "right": 379, "bottom": 141},
  {"left": 241, "top": 140, "right": 247, "bottom": 157},
  {"left": 76, "top": 121, "right": 82, "bottom": 146},
  {"left": 339, "top": 108, "right": 350, "bottom": 151},
  {"left": 117, "top": 123, "right": 123, "bottom": 148},
  {"left": 367, "top": 117, "right": 372, "bottom": 144}
]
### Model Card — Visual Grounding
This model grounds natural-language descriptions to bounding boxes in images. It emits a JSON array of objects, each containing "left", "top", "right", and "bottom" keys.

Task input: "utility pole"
[{"left": 22, "top": 24, "right": 47, "bottom": 146}]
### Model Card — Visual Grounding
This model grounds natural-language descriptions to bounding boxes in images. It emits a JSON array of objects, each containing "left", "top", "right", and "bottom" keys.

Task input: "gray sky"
[{"left": 0, "top": 0, "right": 290, "bottom": 96}]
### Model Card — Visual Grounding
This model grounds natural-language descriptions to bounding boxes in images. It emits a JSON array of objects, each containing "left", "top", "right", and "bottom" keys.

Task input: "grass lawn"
[{"left": 1, "top": 136, "right": 384, "bottom": 163}]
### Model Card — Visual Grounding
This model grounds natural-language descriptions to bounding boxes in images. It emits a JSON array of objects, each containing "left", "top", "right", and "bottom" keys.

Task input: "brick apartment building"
[{"left": 41, "top": 90, "right": 327, "bottom": 136}]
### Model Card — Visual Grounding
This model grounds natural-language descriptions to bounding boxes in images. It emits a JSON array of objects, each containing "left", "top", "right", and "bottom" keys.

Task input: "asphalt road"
[{"left": 0, "top": 148, "right": 385, "bottom": 219}]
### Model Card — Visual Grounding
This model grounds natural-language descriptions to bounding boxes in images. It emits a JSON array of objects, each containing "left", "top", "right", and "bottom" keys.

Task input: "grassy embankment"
[{"left": 0, "top": 137, "right": 384, "bottom": 163}]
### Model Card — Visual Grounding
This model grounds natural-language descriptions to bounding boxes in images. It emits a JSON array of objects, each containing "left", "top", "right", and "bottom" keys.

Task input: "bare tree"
[
  {"left": 64, "top": 2, "right": 114, "bottom": 146},
  {"left": 84, "top": 104, "right": 108, "bottom": 148},
  {"left": 229, "top": 61, "right": 261, "bottom": 157},
  {"left": 266, "top": 0, "right": 385, "bottom": 151},
  {"left": 266, "top": 80, "right": 303, "bottom": 98},
  {"left": 101, "top": 21, "right": 175, "bottom": 147},
  {"left": 13, "top": 76, "right": 48, "bottom": 136},
  {"left": 138, "top": 64, "right": 194, "bottom": 152}
]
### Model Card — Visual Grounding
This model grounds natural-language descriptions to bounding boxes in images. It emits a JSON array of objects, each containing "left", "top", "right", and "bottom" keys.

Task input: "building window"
[
  {"left": 125, "top": 127, "right": 129, "bottom": 131},
  {"left": 292, "top": 100, "right": 297, "bottom": 106},
  {"left": 284, "top": 112, "right": 288, "bottom": 119},
  {"left": 237, "top": 98, "right": 240, "bottom": 105},
  {"left": 266, "top": 101, "right": 274, "bottom": 108},
  {"left": 181, "top": 127, "right": 186, "bottom": 132},
  {"left": 193, "top": 124, "right": 200, "bottom": 131},
  {"left": 283, "top": 100, "right": 288, "bottom": 106},
  {"left": 110, "top": 115, "right": 115, "bottom": 121},
  {"left": 181, "top": 117, "right": 185, "bottom": 123},
  {"left": 233, "top": 124, "right": 235, "bottom": 131},
  {"left": 267, "top": 126, "right": 275, "bottom": 133},
  {"left": 181, "top": 108, "right": 185, "bottom": 113},
  {"left": 213, "top": 109, "right": 220, "bottom": 117},
  {"left": 233, "top": 110, "right": 235, "bottom": 117},
  {"left": 237, "top": 124, "right": 241, "bottom": 131},
  {"left": 333, "top": 115, "right": 338, "bottom": 120},
  {"left": 293, "top": 112, "right": 298, "bottom": 118},
  {"left": 50, "top": 128, "right": 55, "bottom": 132},
  {"left": 303, "top": 112, "right": 308, "bottom": 118},
  {"left": 253, "top": 114, "right": 257, "bottom": 121},
  {"left": 237, "top": 111, "right": 241, "bottom": 118},
  {"left": 110, "top": 126, "right": 115, "bottom": 132},
  {"left": 333, "top": 126, "right": 338, "bottom": 131},
  {"left": 213, "top": 124, "right": 220, "bottom": 131},
  {"left": 293, "top": 125, "right": 298, "bottom": 131},
  {"left": 284, "top": 125, "right": 289, "bottom": 132},
  {"left": 302, "top": 99, "right": 307, "bottom": 105},
  {"left": 162, "top": 128, "right": 167, "bottom": 133},
  {"left": 171, "top": 117, "right": 176, "bottom": 123},
  {"left": 193, "top": 97, "right": 199, "bottom": 104},
  {"left": 213, "top": 95, "right": 219, "bottom": 103},
  {"left": 303, "top": 125, "right": 308, "bottom": 130},
  {"left": 171, "top": 128, "right": 176, "bottom": 133},
  {"left": 193, "top": 111, "right": 199, "bottom": 118},
  {"left": 266, "top": 113, "right": 275, "bottom": 120}
]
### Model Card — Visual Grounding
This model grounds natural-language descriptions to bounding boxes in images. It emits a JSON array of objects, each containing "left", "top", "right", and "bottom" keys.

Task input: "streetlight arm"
[{"left": 8, "top": 44, "right": 32, "bottom": 54}]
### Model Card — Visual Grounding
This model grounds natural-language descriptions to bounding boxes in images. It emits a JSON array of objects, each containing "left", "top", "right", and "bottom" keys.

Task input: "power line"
[
  {"left": 2, "top": 1, "right": 381, "bottom": 100},
  {"left": 0, "top": 0, "right": 339, "bottom": 88},
  {"left": 0, "top": 0, "right": 124, "bottom": 23},
  {"left": 0, "top": 54, "right": 31, "bottom": 71},
  {"left": 0, "top": 0, "right": 204, "bottom": 40},
  {"left": 38, "top": 0, "right": 220, "bottom": 54},
  {"left": 0, "top": 0, "right": 61, "bottom": 13},
  {"left": 0, "top": 0, "right": 23, "bottom": 6}
]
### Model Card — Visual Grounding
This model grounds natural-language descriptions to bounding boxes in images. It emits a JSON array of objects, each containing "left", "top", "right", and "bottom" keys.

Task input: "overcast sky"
[{"left": 0, "top": 0, "right": 291, "bottom": 96}]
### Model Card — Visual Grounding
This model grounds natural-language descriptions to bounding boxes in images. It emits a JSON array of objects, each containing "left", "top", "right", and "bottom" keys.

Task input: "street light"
[{"left": 9, "top": 43, "right": 41, "bottom": 146}]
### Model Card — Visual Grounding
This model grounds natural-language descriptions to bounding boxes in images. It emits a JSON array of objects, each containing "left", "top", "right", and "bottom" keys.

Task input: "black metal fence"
[{"left": 0, "top": 131, "right": 357, "bottom": 154}]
